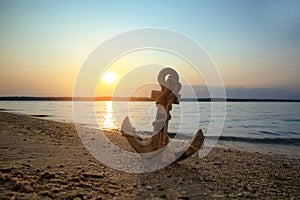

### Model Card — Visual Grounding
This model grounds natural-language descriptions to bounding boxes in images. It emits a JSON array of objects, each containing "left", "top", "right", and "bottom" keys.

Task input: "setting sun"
[{"left": 102, "top": 72, "right": 117, "bottom": 84}]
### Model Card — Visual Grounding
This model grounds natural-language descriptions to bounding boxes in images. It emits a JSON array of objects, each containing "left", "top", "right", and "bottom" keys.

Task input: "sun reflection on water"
[{"left": 99, "top": 101, "right": 119, "bottom": 130}]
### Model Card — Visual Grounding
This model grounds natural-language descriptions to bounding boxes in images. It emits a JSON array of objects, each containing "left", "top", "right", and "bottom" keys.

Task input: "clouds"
[{"left": 180, "top": 85, "right": 300, "bottom": 100}]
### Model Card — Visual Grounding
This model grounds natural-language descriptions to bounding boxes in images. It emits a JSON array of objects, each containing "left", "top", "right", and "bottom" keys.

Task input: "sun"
[{"left": 102, "top": 72, "right": 117, "bottom": 84}]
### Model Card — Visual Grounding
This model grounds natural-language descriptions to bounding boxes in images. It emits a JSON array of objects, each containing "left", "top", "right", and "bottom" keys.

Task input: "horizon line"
[{"left": 0, "top": 96, "right": 299, "bottom": 102}]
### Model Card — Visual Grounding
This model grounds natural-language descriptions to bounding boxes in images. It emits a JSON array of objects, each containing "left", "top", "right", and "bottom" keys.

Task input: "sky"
[{"left": 0, "top": 0, "right": 300, "bottom": 98}]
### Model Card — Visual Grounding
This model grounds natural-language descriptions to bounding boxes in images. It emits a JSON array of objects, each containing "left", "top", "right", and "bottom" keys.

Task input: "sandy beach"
[{"left": 0, "top": 111, "right": 299, "bottom": 199}]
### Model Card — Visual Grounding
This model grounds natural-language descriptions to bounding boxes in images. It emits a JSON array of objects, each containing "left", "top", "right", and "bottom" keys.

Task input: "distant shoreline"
[{"left": 0, "top": 96, "right": 300, "bottom": 102}]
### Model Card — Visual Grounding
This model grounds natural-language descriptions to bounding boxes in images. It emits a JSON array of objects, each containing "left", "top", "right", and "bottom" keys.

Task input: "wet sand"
[{"left": 0, "top": 112, "right": 299, "bottom": 199}]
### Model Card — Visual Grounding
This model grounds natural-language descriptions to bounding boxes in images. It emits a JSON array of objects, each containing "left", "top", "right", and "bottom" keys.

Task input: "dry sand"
[{"left": 0, "top": 112, "right": 299, "bottom": 199}]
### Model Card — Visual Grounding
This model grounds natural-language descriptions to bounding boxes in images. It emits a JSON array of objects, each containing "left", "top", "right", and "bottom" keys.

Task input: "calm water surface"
[{"left": 1, "top": 101, "right": 300, "bottom": 157}]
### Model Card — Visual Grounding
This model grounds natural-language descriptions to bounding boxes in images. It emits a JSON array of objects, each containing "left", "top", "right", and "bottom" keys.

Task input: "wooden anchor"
[{"left": 121, "top": 68, "right": 204, "bottom": 163}]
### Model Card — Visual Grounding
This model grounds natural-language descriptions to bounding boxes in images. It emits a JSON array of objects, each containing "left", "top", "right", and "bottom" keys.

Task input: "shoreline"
[
  {"left": 0, "top": 112, "right": 300, "bottom": 199},
  {"left": 2, "top": 107, "right": 300, "bottom": 160}
]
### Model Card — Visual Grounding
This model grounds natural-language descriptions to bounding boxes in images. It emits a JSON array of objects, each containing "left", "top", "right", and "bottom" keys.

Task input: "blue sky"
[{"left": 0, "top": 0, "right": 300, "bottom": 98}]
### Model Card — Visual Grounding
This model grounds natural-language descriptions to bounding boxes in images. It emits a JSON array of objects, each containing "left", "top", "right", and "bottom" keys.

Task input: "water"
[{"left": 1, "top": 101, "right": 300, "bottom": 157}]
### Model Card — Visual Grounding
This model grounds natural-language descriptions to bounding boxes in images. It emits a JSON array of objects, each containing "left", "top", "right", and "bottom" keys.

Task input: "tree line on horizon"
[{"left": 0, "top": 96, "right": 299, "bottom": 102}]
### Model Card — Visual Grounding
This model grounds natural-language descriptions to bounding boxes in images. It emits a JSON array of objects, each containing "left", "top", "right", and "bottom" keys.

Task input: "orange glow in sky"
[{"left": 0, "top": 1, "right": 300, "bottom": 99}]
